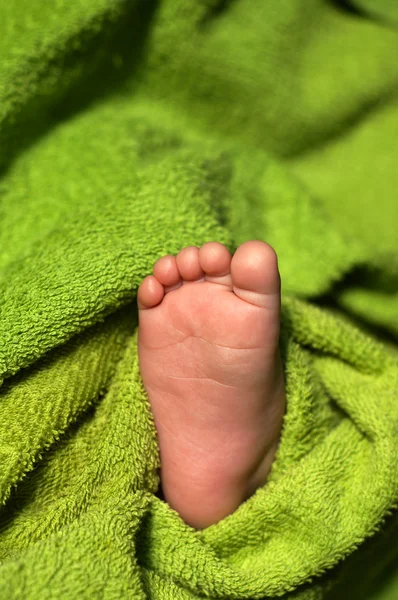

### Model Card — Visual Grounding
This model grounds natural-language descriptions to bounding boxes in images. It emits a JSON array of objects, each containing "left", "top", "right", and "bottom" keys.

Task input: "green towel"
[{"left": 0, "top": 0, "right": 397, "bottom": 598}]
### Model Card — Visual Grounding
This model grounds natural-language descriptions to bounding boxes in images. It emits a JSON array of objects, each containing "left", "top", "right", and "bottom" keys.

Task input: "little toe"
[
  {"left": 137, "top": 275, "right": 165, "bottom": 310},
  {"left": 176, "top": 246, "right": 205, "bottom": 282},
  {"left": 231, "top": 240, "right": 280, "bottom": 308},
  {"left": 199, "top": 242, "right": 232, "bottom": 287}
]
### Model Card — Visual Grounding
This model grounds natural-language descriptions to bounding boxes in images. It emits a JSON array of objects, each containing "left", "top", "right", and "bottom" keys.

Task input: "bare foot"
[{"left": 137, "top": 240, "right": 285, "bottom": 529}]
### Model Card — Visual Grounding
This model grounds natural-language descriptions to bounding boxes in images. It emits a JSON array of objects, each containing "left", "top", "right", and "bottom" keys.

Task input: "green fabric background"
[{"left": 0, "top": 1, "right": 397, "bottom": 598}]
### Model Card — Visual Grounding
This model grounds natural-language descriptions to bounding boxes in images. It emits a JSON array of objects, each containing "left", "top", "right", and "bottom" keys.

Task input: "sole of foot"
[{"left": 137, "top": 240, "right": 285, "bottom": 529}]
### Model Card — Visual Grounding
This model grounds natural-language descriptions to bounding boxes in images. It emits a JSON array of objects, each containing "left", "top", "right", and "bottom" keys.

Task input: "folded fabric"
[{"left": 0, "top": 1, "right": 397, "bottom": 598}]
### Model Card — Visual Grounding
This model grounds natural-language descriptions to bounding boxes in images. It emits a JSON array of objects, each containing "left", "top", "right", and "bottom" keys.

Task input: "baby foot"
[{"left": 137, "top": 241, "right": 285, "bottom": 529}]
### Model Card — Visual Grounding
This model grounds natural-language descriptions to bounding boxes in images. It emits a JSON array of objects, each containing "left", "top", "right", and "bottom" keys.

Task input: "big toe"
[{"left": 231, "top": 240, "right": 280, "bottom": 308}]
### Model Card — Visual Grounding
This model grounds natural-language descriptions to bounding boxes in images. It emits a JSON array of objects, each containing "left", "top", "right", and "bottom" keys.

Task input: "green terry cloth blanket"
[{"left": 0, "top": 0, "right": 398, "bottom": 598}]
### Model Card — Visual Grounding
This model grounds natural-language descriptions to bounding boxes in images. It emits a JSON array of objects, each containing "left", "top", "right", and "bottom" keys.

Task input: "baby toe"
[{"left": 137, "top": 275, "right": 165, "bottom": 310}]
